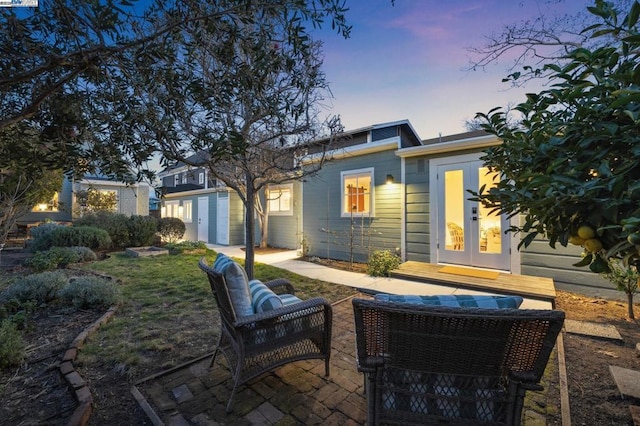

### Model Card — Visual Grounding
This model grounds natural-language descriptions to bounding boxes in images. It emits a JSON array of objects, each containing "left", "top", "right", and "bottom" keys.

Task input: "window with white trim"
[
  {"left": 341, "top": 168, "right": 374, "bottom": 217},
  {"left": 174, "top": 175, "right": 179, "bottom": 186},
  {"left": 182, "top": 200, "right": 192, "bottom": 223},
  {"left": 198, "top": 172, "right": 204, "bottom": 185},
  {"left": 267, "top": 184, "right": 293, "bottom": 216},
  {"left": 163, "top": 201, "right": 180, "bottom": 218},
  {"left": 181, "top": 173, "right": 187, "bottom": 184}
]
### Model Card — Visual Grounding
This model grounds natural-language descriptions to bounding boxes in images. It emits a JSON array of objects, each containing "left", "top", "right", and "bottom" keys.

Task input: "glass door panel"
[
  {"left": 444, "top": 170, "right": 464, "bottom": 251},
  {"left": 478, "top": 167, "right": 502, "bottom": 254}
]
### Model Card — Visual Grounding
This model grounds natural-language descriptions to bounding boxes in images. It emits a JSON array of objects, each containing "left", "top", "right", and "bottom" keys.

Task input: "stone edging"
[{"left": 61, "top": 305, "right": 118, "bottom": 426}]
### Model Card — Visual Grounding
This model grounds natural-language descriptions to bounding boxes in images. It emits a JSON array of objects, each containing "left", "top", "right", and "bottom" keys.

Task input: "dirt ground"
[{"left": 1, "top": 250, "right": 639, "bottom": 425}]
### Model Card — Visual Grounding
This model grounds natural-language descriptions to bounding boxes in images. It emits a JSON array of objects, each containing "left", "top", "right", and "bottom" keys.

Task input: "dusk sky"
[{"left": 313, "top": 0, "right": 595, "bottom": 140}]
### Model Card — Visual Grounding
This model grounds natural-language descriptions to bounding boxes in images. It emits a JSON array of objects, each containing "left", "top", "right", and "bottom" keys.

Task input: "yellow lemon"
[
  {"left": 568, "top": 235, "right": 585, "bottom": 246},
  {"left": 583, "top": 238, "right": 603, "bottom": 253},
  {"left": 577, "top": 225, "right": 596, "bottom": 240}
]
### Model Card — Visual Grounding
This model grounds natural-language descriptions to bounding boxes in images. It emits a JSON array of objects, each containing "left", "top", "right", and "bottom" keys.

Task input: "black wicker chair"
[
  {"left": 198, "top": 257, "right": 332, "bottom": 412},
  {"left": 352, "top": 298, "right": 565, "bottom": 425}
]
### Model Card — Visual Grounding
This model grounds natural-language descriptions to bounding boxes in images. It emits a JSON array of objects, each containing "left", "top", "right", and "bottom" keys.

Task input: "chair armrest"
[
  {"left": 233, "top": 296, "right": 330, "bottom": 327},
  {"left": 510, "top": 371, "right": 543, "bottom": 391},
  {"left": 264, "top": 278, "right": 295, "bottom": 295},
  {"left": 355, "top": 356, "right": 385, "bottom": 373}
]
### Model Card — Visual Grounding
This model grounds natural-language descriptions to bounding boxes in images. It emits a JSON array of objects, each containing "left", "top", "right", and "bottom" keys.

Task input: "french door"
[{"left": 435, "top": 159, "right": 510, "bottom": 270}]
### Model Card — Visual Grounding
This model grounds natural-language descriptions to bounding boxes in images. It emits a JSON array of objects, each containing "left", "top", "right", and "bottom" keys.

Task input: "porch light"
[
  {"left": 37, "top": 203, "right": 48, "bottom": 211},
  {"left": 386, "top": 174, "right": 394, "bottom": 184}
]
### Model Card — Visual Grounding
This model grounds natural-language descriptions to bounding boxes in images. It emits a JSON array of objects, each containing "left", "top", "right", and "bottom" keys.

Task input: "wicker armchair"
[
  {"left": 198, "top": 258, "right": 332, "bottom": 412},
  {"left": 352, "top": 298, "right": 565, "bottom": 425}
]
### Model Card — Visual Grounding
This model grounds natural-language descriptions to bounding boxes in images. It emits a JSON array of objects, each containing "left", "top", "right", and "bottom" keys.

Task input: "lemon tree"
[{"left": 473, "top": 1, "right": 640, "bottom": 313}]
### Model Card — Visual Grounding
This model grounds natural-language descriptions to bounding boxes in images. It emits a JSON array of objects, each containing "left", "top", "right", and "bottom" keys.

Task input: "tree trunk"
[
  {"left": 627, "top": 291, "right": 635, "bottom": 320},
  {"left": 244, "top": 179, "right": 256, "bottom": 280},
  {"left": 260, "top": 211, "right": 269, "bottom": 249}
]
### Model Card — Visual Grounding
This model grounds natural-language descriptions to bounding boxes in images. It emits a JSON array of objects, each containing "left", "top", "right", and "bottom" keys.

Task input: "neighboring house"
[
  {"left": 159, "top": 119, "right": 609, "bottom": 294},
  {"left": 18, "top": 176, "right": 150, "bottom": 225},
  {"left": 157, "top": 161, "right": 247, "bottom": 245}
]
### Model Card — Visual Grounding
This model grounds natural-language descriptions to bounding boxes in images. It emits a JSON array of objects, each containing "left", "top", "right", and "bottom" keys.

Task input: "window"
[
  {"left": 163, "top": 201, "right": 180, "bottom": 218},
  {"left": 182, "top": 200, "right": 192, "bottom": 223},
  {"left": 33, "top": 192, "right": 60, "bottom": 212},
  {"left": 341, "top": 168, "right": 374, "bottom": 217},
  {"left": 174, "top": 175, "right": 180, "bottom": 186},
  {"left": 267, "top": 184, "right": 293, "bottom": 216},
  {"left": 181, "top": 173, "right": 187, "bottom": 184},
  {"left": 198, "top": 172, "right": 205, "bottom": 185}
]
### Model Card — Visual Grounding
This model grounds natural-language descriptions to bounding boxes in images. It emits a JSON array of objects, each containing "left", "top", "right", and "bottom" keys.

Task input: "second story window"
[
  {"left": 174, "top": 175, "right": 180, "bottom": 186},
  {"left": 199, "top": 172, "right": 204, "bottom": 185},
  {"left": 181, "top": 173, "right": 187, "bottom": 184}
]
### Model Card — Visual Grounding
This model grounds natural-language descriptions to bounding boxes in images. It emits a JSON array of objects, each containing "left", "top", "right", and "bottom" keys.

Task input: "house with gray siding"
[
  {"left": 299, "top": 121, "right": 609, "bottom": 294},
  {"left": 159, "top": 120, "right": 611, "bottom": 295}
]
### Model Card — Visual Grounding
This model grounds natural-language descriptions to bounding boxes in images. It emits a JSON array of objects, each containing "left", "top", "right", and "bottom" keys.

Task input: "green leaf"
[{"left": 574, "top": 253, "right": 593, "bottom": 267}]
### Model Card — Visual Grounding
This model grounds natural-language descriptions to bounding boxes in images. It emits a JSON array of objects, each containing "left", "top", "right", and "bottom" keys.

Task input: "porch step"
[{"left": 390, "top": 261, "right": 557, "bottom": 305}]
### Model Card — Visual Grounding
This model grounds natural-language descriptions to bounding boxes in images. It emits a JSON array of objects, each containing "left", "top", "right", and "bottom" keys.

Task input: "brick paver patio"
[{"left": 132, "top": 295, "right": 556, "bottom": 425}]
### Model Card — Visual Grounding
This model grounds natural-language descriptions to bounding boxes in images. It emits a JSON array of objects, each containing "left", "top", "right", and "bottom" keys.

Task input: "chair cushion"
[
  {"left": 373, "top": 294, "right": 523, "bottom": 309},
  {"left": 249, "top": 279, "right": 284, "bottom": 313},
  {"left": 213, "top": 253, "right": 253, "bottom": 317}
]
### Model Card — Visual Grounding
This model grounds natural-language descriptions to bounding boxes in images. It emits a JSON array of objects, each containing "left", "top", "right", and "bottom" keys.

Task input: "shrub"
[
  {"left": 127, "top": 215, "right": 158, "bottom": 247},
  {"left": 0, "top": 271, "right": 68, "bottom": 305},
  {"left": 25, "top": 247, "right": 97, "bottom": 272},
  {"left": 367, "top": 250, "right": 401, "bottom": 277},
  {"left": 58, "top": 276, "right": 120, "bottom": 309},
  {"left": 157, "top": 217, "right": 186, "bottom": 243},
  {"left": 75, "top": 211, "right": 129, "bottom": 248},
  {"left": 164, "top": 240, "right": 206, "bottom": 254},
  {"left": 30, "top": 226, "right": 111, "bottom": 251},
  {"left": 0, "top": 319, "right": 25, "bottom": 369},
  {"left": 28, "top": 222, "right": 65, "bottom": 241}
]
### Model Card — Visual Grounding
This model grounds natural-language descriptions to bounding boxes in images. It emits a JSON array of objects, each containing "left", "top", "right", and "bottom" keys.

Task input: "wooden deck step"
[{"left": 390, "top": 261, "right": 557, "bottom": 305}]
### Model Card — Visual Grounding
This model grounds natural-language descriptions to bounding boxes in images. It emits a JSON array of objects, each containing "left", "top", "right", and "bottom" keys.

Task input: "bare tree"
[
  {"left": 146, "top": 2, "right": 350, "bottom": 279},
  {"left": 467, "top": 0, "right": 633, "bottom": 85}
]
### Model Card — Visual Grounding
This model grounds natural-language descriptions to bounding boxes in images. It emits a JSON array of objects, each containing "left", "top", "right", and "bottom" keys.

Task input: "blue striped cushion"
[
  {"left": 213, "top": 252, "right": 234, "bottom": 273},
  {"left": 373, "top": 294, "right": 523, "bottom": 309},
  {"left": 213, "top": 253, "right": 253, "bottom": 317},
  {"left": 280, "top": 293, "right": 302, "bottom": 306},
  {"left": 249, "top": 279, "right": 284, "bottom": 313}
]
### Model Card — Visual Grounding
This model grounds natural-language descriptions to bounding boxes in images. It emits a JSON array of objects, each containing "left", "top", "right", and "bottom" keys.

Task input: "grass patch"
[{"left": 76, "top": 249, "right": 356, "bottom": 379}]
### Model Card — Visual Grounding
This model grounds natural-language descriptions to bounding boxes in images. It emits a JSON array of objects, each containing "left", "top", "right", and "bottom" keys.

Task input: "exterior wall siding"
[
  {"left": 303, "top": 150, "right": 401, "bottom": 263},
  {"left": 404, "top": 157, "right": 430, "bottom": 262},
  {"left": 266, "top": 182, "right": 302, "bottom": 249},
  {"left": 520, "top": 237, "right": 611, "bottom": 291},
  {"left": 229, "top": 193, "right": 245, "bottom": 246}
]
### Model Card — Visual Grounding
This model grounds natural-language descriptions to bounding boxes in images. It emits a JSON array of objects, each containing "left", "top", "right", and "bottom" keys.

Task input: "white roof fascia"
[
  {"left": 79, "top": 179, "right": 148, "bottom": 188},
  {"left": 163, "top": 188, "right": 223, "bottom": 199},
  {"left": 301, "top": 137, "right": 400, "bottom": 165},
  {"left": 157, "top": 165, "right": 192, "bottom": 178},
  {"left": 395, "top": 134, "right": 501, "bottom": 158}
]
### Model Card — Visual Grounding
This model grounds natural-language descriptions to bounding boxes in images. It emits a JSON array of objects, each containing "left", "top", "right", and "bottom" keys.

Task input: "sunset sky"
[{"left": 313, "top": 0, "right": 596, "bottom": 139}]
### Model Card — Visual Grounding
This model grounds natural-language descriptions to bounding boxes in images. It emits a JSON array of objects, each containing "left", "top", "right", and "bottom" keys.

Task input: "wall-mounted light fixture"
[{"left": 386, "top": 174, "right": 394, "bottom": 185}]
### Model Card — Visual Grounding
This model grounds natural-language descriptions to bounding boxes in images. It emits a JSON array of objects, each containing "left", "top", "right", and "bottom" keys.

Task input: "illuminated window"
[
  {"left": 163, "top": 201, "right": 180, "bottom": 218},
  {"left": 33, "top": 192, "right": 59, "bottom": 212},
  {"left": 182, "top": 200, "right": 192, "bottom": 223},
  {"left": 341, "top": 168, "right": 374, "bottom": 217},
  {"left": 267, "top": 184, "right": 292, "bottom": 216}
]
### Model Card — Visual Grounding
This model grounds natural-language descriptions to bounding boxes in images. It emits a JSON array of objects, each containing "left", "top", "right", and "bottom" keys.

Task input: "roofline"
[
  {"left": 396, "top": 133, "right": 501, "bottom": 158},
  {"left": 300, "top": 138, "right": 400, "bottom": 165},
  {"left": 78, "top": 178, "right": 148, "bottom": 188}
]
